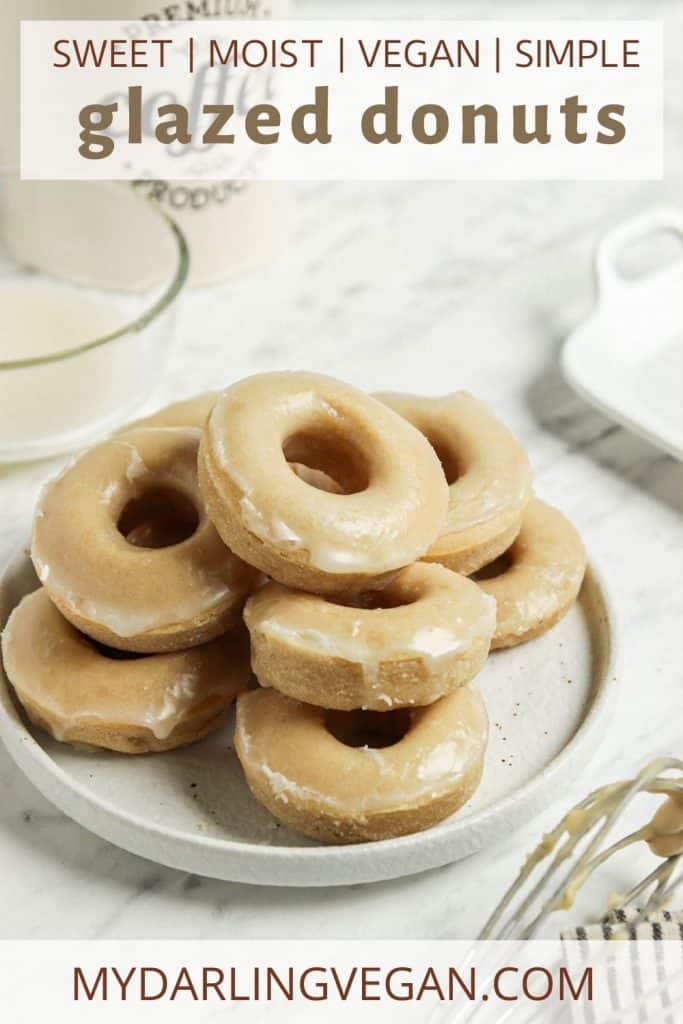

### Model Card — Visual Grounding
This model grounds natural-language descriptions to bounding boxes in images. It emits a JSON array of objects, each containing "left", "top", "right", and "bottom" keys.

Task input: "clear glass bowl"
[{"left": 0, "top": 179, "right": 189, "bottom": 463}]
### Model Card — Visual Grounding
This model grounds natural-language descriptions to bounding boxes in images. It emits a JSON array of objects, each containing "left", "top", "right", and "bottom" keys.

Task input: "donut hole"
[
  {"left": 342, "top": 586, "right": 421, "bottom": 610},
  {"left": 472, "top": 550, "right": 514, "bottom": 581},
  {"left": 283, "top": 429, "right": 370, "bottom": 495},
  {"left": 427, "top": 435, "right": 461, "bottom": 485},
  {"left": 325, "top": 708, "right": 413, "bottom": 749},
  {"left": 118, "top": 486, "right": 200, "bottom": 549}
]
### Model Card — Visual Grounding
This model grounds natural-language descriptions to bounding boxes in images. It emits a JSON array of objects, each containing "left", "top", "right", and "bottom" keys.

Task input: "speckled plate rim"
[{"left": 0, "top": 544, "right": 618, "bottom": 887}]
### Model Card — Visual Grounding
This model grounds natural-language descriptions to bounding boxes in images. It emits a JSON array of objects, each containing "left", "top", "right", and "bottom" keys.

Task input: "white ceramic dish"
[
  {"left": 0, "top": 546, "right": 617, "bottom": 887},
  {"left": 562, "top": 207, "right": 683, "bottom": 462}
]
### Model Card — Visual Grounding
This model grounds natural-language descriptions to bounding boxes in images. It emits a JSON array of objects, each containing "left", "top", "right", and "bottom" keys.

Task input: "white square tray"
[{"left": 562, "top": 208, "right": 683, "bottom": 462}]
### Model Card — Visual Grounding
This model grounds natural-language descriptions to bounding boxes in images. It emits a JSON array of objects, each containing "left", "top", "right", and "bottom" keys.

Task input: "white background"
[{"left": 0, "top": 0, "right": 682, "bottom": 943}]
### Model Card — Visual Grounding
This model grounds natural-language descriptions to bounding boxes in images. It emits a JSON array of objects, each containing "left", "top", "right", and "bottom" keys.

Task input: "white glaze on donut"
[
  {"left": 377, "top": 391, "right": 531, "bottom": 534},
  {"left": 376, "top": 391, "right": 532, "bottom": 574},
  {"left": 199, "top": 372, "right": 449, "bottom": 594},
  {"left": 2, "top": 589, "right": 249, "bottom": 751},
  {"left": 235, "top": 685, "right": 488, "bottom": 822},
  {"left": 32, "top": 427, "right": 256, "bottom": 651},
  {"left": 245, "top": 563, "right": 495, "bottom": 710},
  {"left": 476, "top": 497, "right": 586, "bottom": 648}
]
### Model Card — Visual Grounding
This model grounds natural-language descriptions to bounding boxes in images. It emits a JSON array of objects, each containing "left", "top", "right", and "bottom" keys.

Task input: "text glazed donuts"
[
  {"left": 245, "top": 563, "right": 496, "bottom": 710},
  {"left": 198, "top": 372, "right": 449, "bottom": 595},
  {"left": 32, "top": 427, "right": 257, "bottom": 653},
  {"left": 376, "top": 391, "right": 532, "bottom": 575},
  {"left": 235, "top": 685, "right": 489, "bottom": 844},
  {"left": 2, "top": 589, "right": 249, "bottom": 754}
]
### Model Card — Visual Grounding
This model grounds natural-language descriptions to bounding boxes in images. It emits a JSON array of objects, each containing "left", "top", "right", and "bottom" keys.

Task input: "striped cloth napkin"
[
  {"left": 562, "top": 907, "right": 683, "bottom": 941},
  {"left": 562, "top": 910, "right": 683, "bottom": 1024}
]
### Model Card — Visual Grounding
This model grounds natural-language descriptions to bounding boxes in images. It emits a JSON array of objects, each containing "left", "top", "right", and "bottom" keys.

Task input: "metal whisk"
[{"left": 479, "top": 757, "right": 683, "bottom": 940}]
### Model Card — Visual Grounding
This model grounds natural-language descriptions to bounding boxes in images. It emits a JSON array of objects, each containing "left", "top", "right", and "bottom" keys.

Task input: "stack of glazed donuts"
[
  {"left": 2, "top": 371, "right": 587, "bottom": 845},
  {"left": 4, "top": 427, "right": 257, "bottom": 753}
]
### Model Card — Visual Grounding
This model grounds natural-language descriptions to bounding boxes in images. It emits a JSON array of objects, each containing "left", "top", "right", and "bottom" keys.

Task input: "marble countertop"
[{"left": 1, "top": 0, "right": 681, "bottom": 941}]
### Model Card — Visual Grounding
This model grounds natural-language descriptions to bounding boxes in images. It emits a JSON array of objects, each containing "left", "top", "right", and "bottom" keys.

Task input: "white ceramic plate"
[
  {"left": 0, "top": 546, "right": 617, "bottom": 887},
  {"left": 562, "top": 207, "right": 683, "bottom": 462}
]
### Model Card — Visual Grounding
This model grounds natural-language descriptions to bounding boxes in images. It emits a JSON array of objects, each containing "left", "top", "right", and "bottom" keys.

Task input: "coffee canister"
[{"left": 0, "top": 0, "right": 292, "bottom": 288}]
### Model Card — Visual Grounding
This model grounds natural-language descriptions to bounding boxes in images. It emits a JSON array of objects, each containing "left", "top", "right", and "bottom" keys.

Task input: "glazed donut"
[
  {"left": 124, "top": 391, "right": 218, "bottom": 432},
  {"left": 244, "top": 563, "right": 496, "bottom": 711},
  {"left": 2, "top": 589, "right": 250, "bottom": 753},
  {"left": 32, "top": 427, "right": 257, "bottom": 653},
  {"left": 121, "top": 390, "right": 343, "bottom": 495},
  {"left": 235, "top": 685, "right": 488, "bottom": 843},
  {"left": 376, "top": 391, "right": 532, "bottom": 575},
  {"left": 198, "top": 372, "right": 449, "bottom": 596},
  {"left": 475, "top": 498, "right": 586, "bottom": 649}
]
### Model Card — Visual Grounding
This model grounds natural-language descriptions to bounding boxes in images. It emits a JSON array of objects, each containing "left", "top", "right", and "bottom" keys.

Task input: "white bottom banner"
[{"left": 1, "top": 939, "right": 682, "bottom": 1023}]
